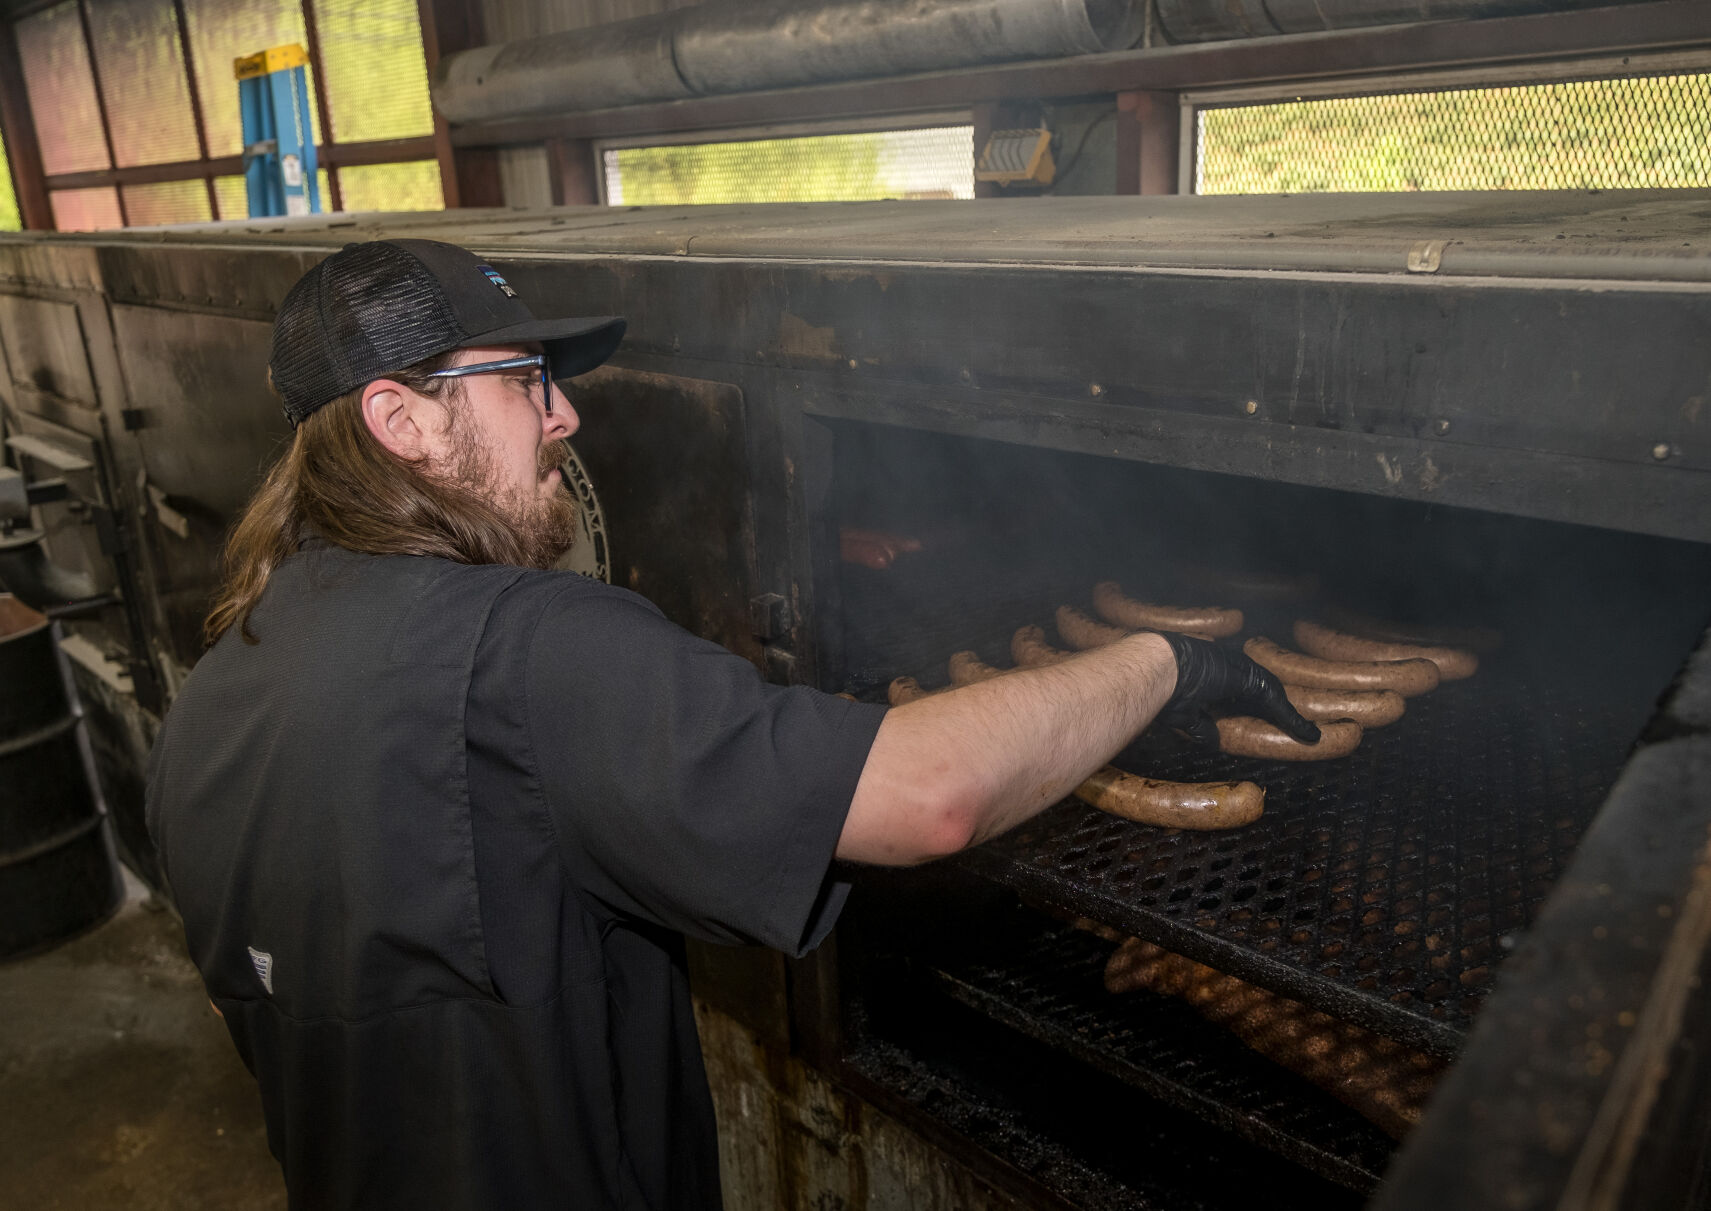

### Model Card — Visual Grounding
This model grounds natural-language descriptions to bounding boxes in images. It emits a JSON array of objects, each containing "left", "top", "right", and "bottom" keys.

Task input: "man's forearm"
[{"left": 840, "top": 631, "right": 1176, "bottom": 863}]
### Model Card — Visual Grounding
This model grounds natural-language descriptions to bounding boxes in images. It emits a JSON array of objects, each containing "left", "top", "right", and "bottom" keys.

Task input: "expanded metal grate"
[
  {"left": 868, "top": 900, "right": 1399, "bottom": 1190},
  {"left": 603, "top": 125, "right": 974, "bottom": 205},
  {"left": 844, "top": 980, "right": 1364, "bottom": 1211},
  {"left": 1197, "top": 72, "right": 1711, "bottom": 194},
  {"left": 951, "top": 664, "right": 1639, "bottom": 1057}
]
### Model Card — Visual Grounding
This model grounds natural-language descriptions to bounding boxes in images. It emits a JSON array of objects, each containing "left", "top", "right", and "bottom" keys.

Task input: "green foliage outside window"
[
  {"left": 609, "top": 127, "right": 973, "bottom": 205},
  {"left": 1199, "top": 73, "right": 1711, "bottom": 193},
  {"left": 0, "top": 130, "right": 20, "bottom": 230}
]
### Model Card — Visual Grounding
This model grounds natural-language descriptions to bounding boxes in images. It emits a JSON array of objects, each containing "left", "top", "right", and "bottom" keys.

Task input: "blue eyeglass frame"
[{"left": 426, "top": 354, "right": 555, "bottom": 413}]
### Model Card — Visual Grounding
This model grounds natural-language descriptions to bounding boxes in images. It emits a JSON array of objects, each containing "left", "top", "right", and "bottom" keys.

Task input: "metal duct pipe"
[
  {"left": 431, "top": 0, "right": 1147, "bottom": 124},
  {"left": 432, "top": 12, "right": 688, "bottom": 122},
  {"left": 673, "top": 0, "right": 1144, "bottom": 94},
  {"left": 1154, "top": 0, "right": 1662, "bottom": 44}
]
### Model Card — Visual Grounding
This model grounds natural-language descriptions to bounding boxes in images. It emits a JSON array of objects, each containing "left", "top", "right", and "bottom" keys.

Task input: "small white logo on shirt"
[{"left": 247, "top": 946, "right": 275, "bottom": 995}]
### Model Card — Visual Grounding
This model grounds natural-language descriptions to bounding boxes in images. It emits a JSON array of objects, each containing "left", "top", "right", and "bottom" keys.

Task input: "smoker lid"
[{"left": 11, "top": 191, "right": 1711, "bottom": 283}]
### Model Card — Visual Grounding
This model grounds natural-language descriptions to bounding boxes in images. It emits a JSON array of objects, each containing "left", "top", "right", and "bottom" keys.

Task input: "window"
[
  {"left": 603, "top": 125, "right": 975, "bottom": 205},
  {"left": 1194, "top": 70, "right": 1711, "bottom": 194},
  {"left": 0, "top": 127, "right": 20, "bottom": 231},
  {"left": 15, "top": 0, "right": 442, "bottom": 229}
]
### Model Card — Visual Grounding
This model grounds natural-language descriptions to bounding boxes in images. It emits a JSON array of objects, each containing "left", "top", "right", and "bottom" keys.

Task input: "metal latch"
[
  {"left": 749, "top": 593, "right": 791, "bottom": 642},
  {"left": 1406, "top": 240, "right": 1447, "bottom": 274}
]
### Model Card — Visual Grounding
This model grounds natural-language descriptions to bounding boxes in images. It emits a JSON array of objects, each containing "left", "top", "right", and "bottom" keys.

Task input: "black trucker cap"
[{"left": 269, "top": 239, "right": 626, "bottom": 427}]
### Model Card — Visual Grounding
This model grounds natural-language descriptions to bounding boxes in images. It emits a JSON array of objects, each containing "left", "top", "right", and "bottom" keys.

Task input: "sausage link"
[
  {"left": 1076, "top": 768, "right": 1265, "bottom": 830},
  {"left": 1217, "top": 717, "right": 1363, "bottom": 760},
  {"left": 1321, "top": 605, "right": 1503, "bottom": 655},
  {"left": 1057, "top": 604, "right": 1131, "bottom": 650},
  {"left": 1092, "top": 581, "right": 1243, "bottom": 638},
  {"left": 1283, "top": 684, "right": 1406, "bottom": 728},
  {"left": 1293, "top": 620, "right": 1478, "bottom": 682},
  {"left": 1012, "top": 625, "right": 1072, "bottom": 668},
  {"left": 947, "top": 650, "right": 1007, "bottom": 686},
  {"left": 1244, "top": 636, "right": 1440, "bottom": 697},
  {"left": 887, "top": 676, "right": 937, "bottom": 706}
]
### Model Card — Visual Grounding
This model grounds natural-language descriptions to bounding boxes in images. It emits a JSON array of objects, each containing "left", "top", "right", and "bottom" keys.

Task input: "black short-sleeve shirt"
[{"left": 146, "top": 546, "right": 886, "bottom": 1210}]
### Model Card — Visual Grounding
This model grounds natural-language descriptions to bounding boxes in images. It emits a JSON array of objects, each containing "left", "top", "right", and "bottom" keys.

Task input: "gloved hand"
[{"left": 1153, "top": 632, "right": 1321, "bottom": 748}]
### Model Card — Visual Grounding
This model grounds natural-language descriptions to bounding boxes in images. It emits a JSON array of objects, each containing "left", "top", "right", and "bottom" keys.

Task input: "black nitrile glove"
[{"left": 1154, "top": 632, "right": 1321, "bottom": 748}]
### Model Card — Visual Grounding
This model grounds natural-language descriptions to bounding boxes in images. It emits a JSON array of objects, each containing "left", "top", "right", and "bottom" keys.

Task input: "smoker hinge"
[
  {"left": 749, "top": 593, "right": 791, "bottom": 643},
  {"left": 120, "top": 408, "right": 149, "bottom": 431}
]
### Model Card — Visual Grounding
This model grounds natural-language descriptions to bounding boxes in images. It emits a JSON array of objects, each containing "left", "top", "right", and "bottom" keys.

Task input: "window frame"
[{"left": 6, "top": 0, "right": 443, "bottom": 228}]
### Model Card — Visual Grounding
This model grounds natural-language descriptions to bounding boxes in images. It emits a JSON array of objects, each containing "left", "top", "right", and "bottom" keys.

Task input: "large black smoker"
[{"left": 0, "top": 192, "right": 1707, "bottom": 1208}]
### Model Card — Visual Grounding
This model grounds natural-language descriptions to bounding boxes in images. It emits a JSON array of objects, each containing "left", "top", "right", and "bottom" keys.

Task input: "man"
[{"left": 147, "top": 239, "right": 1316, "bottom": 1210}]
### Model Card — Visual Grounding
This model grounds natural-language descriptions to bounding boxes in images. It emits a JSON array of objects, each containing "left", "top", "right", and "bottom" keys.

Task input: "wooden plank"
[
  {"left": 1115, "top": 90, "right": 1179, "bottom": 196},
  {"left": 417, "top": 0, "right": 499, "bottom": 208},
  {"left": 546, "top": 137, "right": 596, "bottom": 206},
  {"left": 168, "top": 0, "right": 218, "bottom": 219},
  {"left": 74, "top": 0, "right": 125, "bottom": 224},
  {"left": 299, "top": 0, "right": 343, "bottom": 210},
  {"left": 0, "top": 18, "right": 52, "bottom": 228}
]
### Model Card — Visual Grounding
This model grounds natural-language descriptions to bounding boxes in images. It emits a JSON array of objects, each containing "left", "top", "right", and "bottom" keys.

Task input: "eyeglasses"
[{"left": 427, "top": 354, "right": 555, "bottom": 413}]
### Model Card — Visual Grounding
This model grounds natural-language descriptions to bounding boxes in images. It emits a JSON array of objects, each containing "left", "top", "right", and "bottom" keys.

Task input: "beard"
[{"left": 437, "top": 413, "right": 580, "bottom": 571}]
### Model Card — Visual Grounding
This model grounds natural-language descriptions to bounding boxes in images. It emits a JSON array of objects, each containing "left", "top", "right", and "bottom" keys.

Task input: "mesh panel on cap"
[{"left": 270, "top": 241, "right": 466, "bottom": 425}]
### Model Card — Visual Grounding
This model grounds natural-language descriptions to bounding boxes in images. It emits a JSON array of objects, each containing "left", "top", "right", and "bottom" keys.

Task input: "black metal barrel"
[{"left": 0, "top": 594, "right": 121, "bottom": 958}]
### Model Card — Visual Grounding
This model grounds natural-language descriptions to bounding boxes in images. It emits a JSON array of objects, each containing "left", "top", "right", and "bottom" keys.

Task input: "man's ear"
[{"left": 361, "top": 379, "right": 438, "bottom": 461}]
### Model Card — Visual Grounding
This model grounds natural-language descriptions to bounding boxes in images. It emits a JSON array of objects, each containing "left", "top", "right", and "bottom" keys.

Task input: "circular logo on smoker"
[{"left": 553, "top": 442, "right": 609, "bottom": 584}]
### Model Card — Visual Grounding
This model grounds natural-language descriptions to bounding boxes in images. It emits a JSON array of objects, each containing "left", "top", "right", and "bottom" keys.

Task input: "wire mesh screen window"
[
  {"left": 605, "top": 126, "right": 974, "bottom": 205},
  {"left": 11, "top": 0, "right": 441, "bottom": 230},
  {"left": 1197, "top": 72, "right": 1711, "bottom": 194},
  {"left": 179, "top": 0, "right": 319, "bottom": 158},
  {"left": 16, "top": 3, "right": 111, "bottom": 177},
  {"left": 0, "top": 128, "right": 20, "bottom": 231},
  {"left": 315, "top": 0, "right": 434, "bottom": 142},
  {"left": 87, "top": 0, "right": 204, "bottom": 168}
]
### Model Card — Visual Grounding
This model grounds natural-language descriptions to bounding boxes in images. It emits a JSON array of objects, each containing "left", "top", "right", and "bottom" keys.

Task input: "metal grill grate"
[
  {"left": 951, "top": 667, "right": 1639, "bottom": 1056},
  {"left": 856, "top": 897, "right": 1400, "bottom": 1189},
  {"left": 1197, "top": 72, "right": 1711, "bottom": 193},
  {"left": 603, "top": 125, "right": 974, "bottom": 205}
]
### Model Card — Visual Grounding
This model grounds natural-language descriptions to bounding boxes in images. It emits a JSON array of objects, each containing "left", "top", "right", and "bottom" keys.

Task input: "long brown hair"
[{"left": 205, "top": 354, "right": 542, "bottom": 646}]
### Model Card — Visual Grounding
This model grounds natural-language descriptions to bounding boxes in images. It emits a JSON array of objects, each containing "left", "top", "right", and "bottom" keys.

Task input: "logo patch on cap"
[
  {"left": 247, "top": 945, "right": 274, "bottom": 995},
  {"left": 478, "top": 264, "right": 518, "bottom": 299}
]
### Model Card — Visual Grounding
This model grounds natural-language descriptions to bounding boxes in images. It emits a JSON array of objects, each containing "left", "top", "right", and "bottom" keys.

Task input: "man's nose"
[{"left": 543, "top": 384, "right": 579, "bottom": 438}]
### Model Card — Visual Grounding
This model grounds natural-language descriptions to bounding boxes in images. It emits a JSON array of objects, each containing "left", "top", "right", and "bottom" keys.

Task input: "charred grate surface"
[
  {"left": 954, "top": 674, "right": 1639, "bottom": 1055},
  {"left": 883, "top": 905, "right": 1399, "bottom": 1190},
  {"left": 842, "top": 979, "right": 1366, "bottom": 1211},
  {"left": 848, "top": 896, "right": 1396, "bottom": 1190}
]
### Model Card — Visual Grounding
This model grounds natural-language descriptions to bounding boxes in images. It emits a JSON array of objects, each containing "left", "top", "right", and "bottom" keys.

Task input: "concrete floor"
[{"left": 0, "top": 869, "right": 286, "bottom": 1210}]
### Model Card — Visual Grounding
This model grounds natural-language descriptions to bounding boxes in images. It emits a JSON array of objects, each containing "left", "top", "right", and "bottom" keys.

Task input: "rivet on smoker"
[
  {"left": 1244, "top": 400, "right": 1258, "bottom": 415},
  {"left": 959, "top": 368, "right": 971, "bottom": 382},
  {"left": 1652, "top": 442, "right": 1672, "bottom": 460},
  {"left": 1089, "top": 383, "right": 1103, "bottom": 398},
  {"left": 1435, "top": 419, "right": 1451, "bottom": 435}
]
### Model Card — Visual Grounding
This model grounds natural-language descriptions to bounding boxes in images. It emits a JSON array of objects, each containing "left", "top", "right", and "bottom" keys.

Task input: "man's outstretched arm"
[
  {"left": 838, "top": 633, "right": 1175, "bottom": 865},
  {"left": 838, "top": 631, "right": 1317, "bottom": 866}
]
